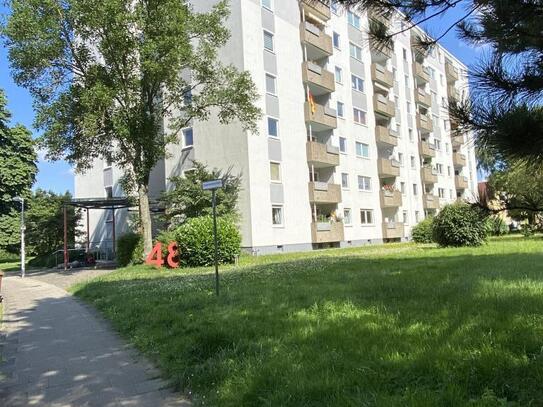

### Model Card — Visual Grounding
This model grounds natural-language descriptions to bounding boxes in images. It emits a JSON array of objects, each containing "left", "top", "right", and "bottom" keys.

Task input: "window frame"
[
  {"left": 182, "top": 127, "right": 194, "bottom": 148},
  {"left": 270, "top": 161, "right": 282, "bottom": 183},
  {"left": 265, "top": 73, "right": 277, "bottom": 96},
  {"left": 263, "top": 30, "right": 274, "bottom": 53},
  {"left": 353, "top": 107, "right": 367, "bottom": 125},
  {"left": 271, "top": 205, "right": 284, "bottom": 227},
  {"left": 349, "top": 42, "right": 362, "bottom": 61},
  {"left": 351, "top": 74, "right": 364, "bottom": 93},
  {"left": 357, "top": 175, "right": 372, "bottom": 191},
  {"left": 267, "top": 116, "right": 279, "bottom": 138},
  {"left": 355, "top": 141, "right": 370, "bottom": 159},
  {"left": 360, "top": 209, "right": 374, "bottom": 225},
  {"left": 341, "top": 172, "right": 349, "bottom": 189}
]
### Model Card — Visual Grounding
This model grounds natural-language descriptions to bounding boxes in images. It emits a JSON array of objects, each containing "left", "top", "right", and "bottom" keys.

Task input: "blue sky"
[{"left": 0, "top": 3, "right": 485, "bottom": 194}]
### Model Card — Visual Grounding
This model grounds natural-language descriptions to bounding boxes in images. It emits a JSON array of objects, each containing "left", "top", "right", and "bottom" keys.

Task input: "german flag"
[{"left": 308, "top": 90, "right": 316, "bottom": 114}]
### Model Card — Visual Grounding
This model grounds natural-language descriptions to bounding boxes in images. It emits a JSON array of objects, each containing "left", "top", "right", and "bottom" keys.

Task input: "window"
[
  {"left": 358, "top": 175, "right": 372, "bottom": 191},
  {"left": 438, "top": 188, "right": 445, "bottom": 198},
  {"left": 403, "top": 210, "right": 408, "bottom": 224},
  {"left": 263, "top": 31, "right": 274, "bottom": 52},
  {"left": 428, "top": 67, "right": 435, "bottom": 79},
  {"left": 270, "top": 162, "right": 281, "bottom": 182},
  {"left": 413, "top": 183, "right": 418, "bottom": 195},
  {"left": 272, "top": 205, "right": 283, "bottom": 226},
  {"left": 360, "top": 209, "right": 374, "bottom": 225},
  {"left": 353, "top": 108, "right": 366, "bottom": 125},
  {"left": 415, "top": 210, "right": 420, "bottom": 222},
  {"left": 440, "top": 74, "right": 444, "bottom": 86},
  {"left": 445, "top": 142, "right": 450, "bottom": 153},
  {"left": 335, "top": 66, "right": 343, "bottom": 83},
  {"left": 265, "top": 74, "right": 277, "bottom": 95},
  {"left": 261, "top": 0, "right": 272, "bottom": 10},
  {"left": 337, "top": 101, "right": 345, "bottom": 118},
  {"left": 105, "top": 186, "right": 113, "bottom": 198},
  {"left": 355, "top": 142, "right": 369, "bottom": 158},
  {"left": 434, "top": 139, "right": 441, "bottom": 151},
  {"left": 402, "top": 48, "right": 407, "bottom": 60},
  {"left": 406, "top": 101, "right": 411, "bottom": 114},
  {"left": 183, "top": 128, "right": 193, "bottom": 147},
  {"left": 341, "top": 173, "right": 349, "bottom": 188},
  {"left": 410, "top": 155, "right": 416, "bottom": 169},
  {"left": 447, "top": 166, "right": 451, "bottom": 176},
  {"left": 398, "top": 153, "right": 404, "bottom": 166},
  {"left": 349, "top": 43, "right": 362, "bottom": 60},
  {"left": 344, "top": 208, "right": 352, "bottom": 225},
  {"left": 351, "top": 75, "right": 364, "bottom": 92},
  {"left": 333, "top": 32, "right": 340, "bottom": 49},
  {"left": 347, "top": 11, "right": 360, "bottom": 29},
  {"left": 404, "top": 74, "right": 410, "bottom": 88},
  {"left": 436, "top": 163, "right": 443, "bottom": 174},
  {"left": 339, "top": 137, "right": 347, "bottom": 153},
  {"left": 449, "top": 189, "right": 454, "bottom": 199},
  {"left": 267, "top": 117, "right": 279, "bottom": 137},
  {"left": 400, "top": 182, "right": 406, "bottom": 194},
  {"left": 331, "top": 1, "right": 339, "bottom": 14},
  {"left": 408, "top": 128, "right": 414, "bottom": 142}
]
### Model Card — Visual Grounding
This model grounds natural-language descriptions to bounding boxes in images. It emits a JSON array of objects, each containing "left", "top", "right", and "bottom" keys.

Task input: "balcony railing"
[
  {"left": 371, "top": 63, "right": 393, "bottom": 88},
  {"left": 369, "top": 38, "right": 393, "bottom": 59},
  {"left": 375, "top": 125, "right": 398, "bottom": 147},
  {"left": 455, "top": 175, "right": 469, "bottom": 190},
  {"left": 382, "top": 222, "right": 404, "bottom": 239},
  {"left": 380, "top": 189, "right": 402, "bottom": 208},
  {"left": 417, "top": 114, "right": 433, "bottom": 133},
  {"left": 451, "top": 134, "right": 464, "bottom": 148},
  {"left": 304, "top": 102, "right": 337, "bottom": 129},
  {"left": 367, "top": 9, "right": 389, "bottom": 26},
  {"left": 373, "top": 94, "right": 395, "bottom": 118},
  {"left": 413, "top": 62, "right": 429, "bottom": 83},
  {"left": 300, "top": 21, "right": 333, "bottom": 57},
  {"left": 445, "top": 62, "right": 459, "bottom": 82},
  {"left": 377, "top": 157, "right": 400, "bottom": 178},
  {"left": 447, "top": 85, "right": 460, "bottom": 102},
  {"left": 311, "top": 221, "right": 344, "bottom": 243},
  {"left": 421, "top": 166, "right": 438, "bottom": 184},
  {"left": 301, "top": 0, "right": 331, "bottom": 21},
  {"left": 422, "top": 194, "right": 440, "bottom": 210},
  {"left": 302, "top": 61, "right": 335, "bottom": 93},
  {"left": 415, "top": 88, "right": 431, "bottom": 107},
  {"left": 452, "top": 152, "right": 466, "bottom": 167},
  {"left": 419, "top": 140, "right": 436, "bottom": 158},
  {"left": 306, "top": 141, "right": 340, "bottom": 167},
  {"left": 308, "top": 181, "right": 342, "bottom": 203}
]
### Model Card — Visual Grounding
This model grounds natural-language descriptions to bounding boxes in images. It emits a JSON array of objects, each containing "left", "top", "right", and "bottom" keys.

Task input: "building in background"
[{"left": 75, "top": 0, "right": 478, "bottom": 254}]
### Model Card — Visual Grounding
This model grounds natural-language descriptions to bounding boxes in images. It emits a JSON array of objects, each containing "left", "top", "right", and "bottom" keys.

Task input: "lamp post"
[
  {"left": 202, "top": 179, "right": 224, "bottom": 296},
  {"left": 13, "top": 196, "right": 25, "bottom": 278}
]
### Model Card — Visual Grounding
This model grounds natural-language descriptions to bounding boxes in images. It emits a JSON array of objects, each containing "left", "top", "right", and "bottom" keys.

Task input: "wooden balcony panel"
[
  {"left": 371, "top": 63, "right": 393, "bottom": 88},
  {"left": 300, "top": 22, "right": 333, "bottom": 57},
  {"left": 302, "top": 61, "right": 335, "bottom": 93},
  {"left": 377, "top": 158, "right": 400, "bottom": 178},
  {"left": 423, "top": 194, "right": 440, "bottom": 209},
  {"left": 445, "top": 62, "right": 459, "bottom": 82},
  {"left": 413, "top": 62, "right": 429, "bottom": 83},
  {"left": 311, "top": 221, "right": 344, "bottom": 243},
  {"left": 382, "top": 222, "right": 404, "bottom": 239},
  {"left": 421, "top": 167, "right": 438, "bottom": 184},
  {"left": 380, "top": 190, "right": 402, "bottom": 208},
  {"left": 415, "top": 89, "right": 431, "bottom": 107},
  {"left": 306, "top": 141, "right": 340, "bottom": 167},
  {"left": 301, "top": 0, "right": 331, "bottom": 21},
  {"left": 455, "top": 175, "right": 469, "bottom": 190},
  {"left": 308, "top": 181, "right": 342, "bottom": 203},
  {"left": 375, "top": 125, "right": 398, "bottom": 147},
  {"left": 419, "top": 141, "right": 436, "bottom": 158},
  {"left": 373, "top": 94, "right": 395, "bottom": 118},
  {"left": 304, "top": 102, "right": 337, "bottom": 129},
  {"left": 452, "top": 152, "right": 466, "bottom": 167},
  {"left": 417, "top": 114, "right": 433, "bottom": 133}
]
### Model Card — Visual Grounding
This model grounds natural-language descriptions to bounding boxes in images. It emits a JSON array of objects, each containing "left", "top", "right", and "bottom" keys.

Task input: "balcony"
[
  {"left": 382, "top": 222, "right": 404, "bottom": 239},
  {"left": 413, "top": 62, "right": 429, "bottom": 83},
  {"left": 375, "top": 125, "right": 398, "bottom": 147},
  {"left": 447, "top": 85, "right": 459, "bottom": 102},
  {"left": 300, "top": 21, "right": 333, "bottom": 59},
  {"left": 306, "top": 141, "right": 340, "bottom": 168},
  {"left": 451, "top": 134, "right": 464, "bottom": 148},
  {"left": 422, "top": 194, "right": 440, "bottom": 210},
  {"left": 308, "top": 181, "right": 342, "bottom": 203},
  {"left": 380, "top": 189, "right": 402, "bottom": 208},
  {"left": 419, "top": 140, "right": 436, "bottom": 158},
  {"left": 421, "top": 166, "right": 438, "bottom": 184},
  {"left": 302, "top": 61, "right": 335, "bottom": 95},
  {"left": 367, "top": 9, "right": 389, "bottom": 26},
  {"left": 311, "top": 221, "right": 344, "bottom": 243},
  {"left": 452, "top": 151, "right": 466, "bottom": 167},
  {"left": 417, "top": 114, "right": 433, "bottom": 134},
  {"left": 373, "top": 94, "right": 395, "bottom": 118},
  {"left": 371, "top": 63, "right": 393, "bottom": 88},
  {"left": 304, "top": 102, "right": 337, "bottom": 130},
  {"left": 377, "top": 158, "right": 400, "bottom": 178},
  {"left": 369, "top": 38, "right": 393, "bottom": 60},
  {"left": 414, "top": 88, "right": 431, "bottom": 108},
  {"left": 301, "top": 0, "right": 331, "bottom": 22},
  {"left": 455, "top": 175, "right": 469, "bottom": 190},
  {"left": 445, "top": 62, "right": 459, "bottom": 82}
]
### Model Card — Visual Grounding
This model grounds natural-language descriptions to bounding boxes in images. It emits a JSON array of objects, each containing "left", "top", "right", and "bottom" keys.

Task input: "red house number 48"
[{"left": 145, "top": 242, "right": 179, "bottom": 268}]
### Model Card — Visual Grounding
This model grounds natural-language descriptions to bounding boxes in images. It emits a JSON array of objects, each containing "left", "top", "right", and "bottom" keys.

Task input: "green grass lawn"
[{"left": 72, "top": 236, "right": 543, "bottom": 406}]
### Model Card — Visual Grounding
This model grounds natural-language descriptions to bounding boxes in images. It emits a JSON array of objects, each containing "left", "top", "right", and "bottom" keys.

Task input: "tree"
[
  {"left": 2, "top": 0, "right": 260, "bottom": 257},
  {"left": 0, "top": 88, "right": 37, "bottom": 252},
  {"left": 333, "top": 0, "right": 543, "bottom": 167},
  {"left": 161, "top": 161, "right": 241, "bottom": 227},
  {"left": 25, "top": 189, "right": 82, "bottom": 256}
]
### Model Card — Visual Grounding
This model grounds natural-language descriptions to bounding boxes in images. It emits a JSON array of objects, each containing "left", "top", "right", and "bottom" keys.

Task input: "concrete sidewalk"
[{"left": 0, "top": 276, "right": 190, "bottom": 406}]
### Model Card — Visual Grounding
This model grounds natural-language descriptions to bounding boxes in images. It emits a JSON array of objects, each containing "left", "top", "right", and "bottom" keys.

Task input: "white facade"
[{"left": 74, "top": 0, "right": 478, "bottom": 254}]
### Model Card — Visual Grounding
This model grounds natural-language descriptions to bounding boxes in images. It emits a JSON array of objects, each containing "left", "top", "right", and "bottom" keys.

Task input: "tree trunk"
[{"left": 138, "top": 183, "right": 153, "bottom": 259}]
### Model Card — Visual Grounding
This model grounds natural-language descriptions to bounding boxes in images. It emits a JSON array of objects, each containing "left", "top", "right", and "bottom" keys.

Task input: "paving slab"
[{"left": 0, "top": 276, "right": 190, "bottom": 407}]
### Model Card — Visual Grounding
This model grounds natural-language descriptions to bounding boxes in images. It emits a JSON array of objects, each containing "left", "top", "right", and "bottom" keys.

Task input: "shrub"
[
  {"left": 0, "top": 249, "right": 18, "bottom": 262},
  {"left": 116, "top": 232, "right": 143, "bottom": 267},
  {"left": 432, "top": 203, "right": 488, "bottom": 247},
  {"left": 485, "top": 216, "right": 509, "bottom": 236},
  {"left": 411, "top": 217, "right": 434, "bottom": 243},
  {"left": 174, "top": 216, "right": 241, "bottom": 267}
]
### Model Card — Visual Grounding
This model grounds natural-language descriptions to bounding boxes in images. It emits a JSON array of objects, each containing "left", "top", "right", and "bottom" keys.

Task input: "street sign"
[{"left": 202, "top": 179, "right": 223, "bottom": 190}]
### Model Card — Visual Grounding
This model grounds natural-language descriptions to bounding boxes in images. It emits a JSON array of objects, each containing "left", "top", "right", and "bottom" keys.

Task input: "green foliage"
[
  {"left": 25, "top": 189, "right": 82, "bottom": 257},
  {"left": 0, "top": 249, "right": 18, "bottom": 262},
  {"left": 162, "top": 161, "right": 241, "bottom": 226},
  {"left": 411, "top": 217, "right": 434, "bottom": 243},
  {"left": 485, "top": 216, "right": 509, "bottom": 236},
  {"left": 73, "top": 237, "right": 543, "bottom": 406},
  {"left": 433, "top": 203, "right": 488, "bottom": 247},
  {"left": 173, "top": 216, "right": 241, "bottom": 267},
  {"left": 0, "top": 89, "right": 37, "bottom": 252},
  {"left": 116, "top": 232, "right": 143, "bottom": 267}
]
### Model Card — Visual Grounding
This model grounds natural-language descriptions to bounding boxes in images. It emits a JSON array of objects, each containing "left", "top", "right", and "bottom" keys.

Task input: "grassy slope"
[{"left": 72, "top": 237, "right": 543, "bottom": 406}]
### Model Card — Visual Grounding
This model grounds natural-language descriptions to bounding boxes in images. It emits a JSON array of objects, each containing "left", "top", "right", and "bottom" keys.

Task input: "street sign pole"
[{"left": 212, "top": 189, "right": 219, "bottom": 296}]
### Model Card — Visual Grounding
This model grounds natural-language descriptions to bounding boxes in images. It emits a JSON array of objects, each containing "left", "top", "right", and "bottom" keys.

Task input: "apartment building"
[{"left": 74, "top": 0, "right": 478, "bottom": 254}]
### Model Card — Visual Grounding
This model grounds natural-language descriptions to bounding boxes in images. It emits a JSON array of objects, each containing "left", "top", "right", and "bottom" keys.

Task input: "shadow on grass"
[{"left": 73, "top": 251, "right": 543, "bottom": 406}]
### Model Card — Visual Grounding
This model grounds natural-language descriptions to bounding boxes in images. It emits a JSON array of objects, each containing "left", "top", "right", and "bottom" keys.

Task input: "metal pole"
[
  {"left": 86, "top": 208, "right": 90, "bottom": 252},
  {"left": 64, "top": 205, "right": 68, "bottom": 271},
  {"left": 20, "top": 198, "right": 25, "bottom": 278},
  {"left": 111, "top": 207, "right": 116, "bottom": 258},
  {"left": 212, "top": 189, "right": 219, "bottom": 296}
]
